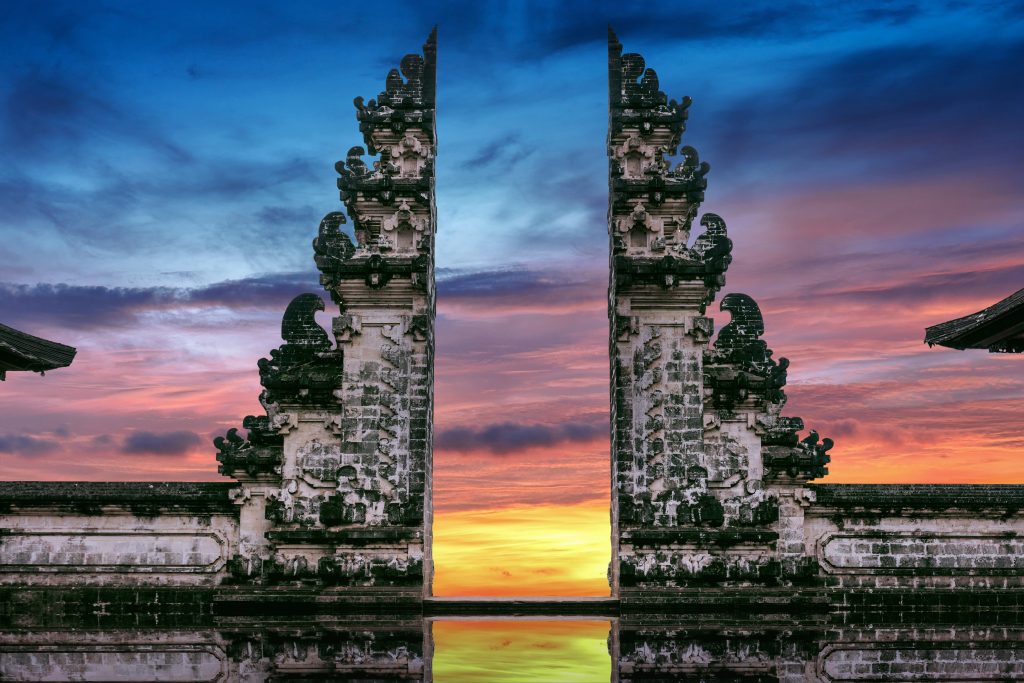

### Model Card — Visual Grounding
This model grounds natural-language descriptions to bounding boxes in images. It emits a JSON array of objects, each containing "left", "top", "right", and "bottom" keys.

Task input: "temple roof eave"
[
  {"left": 924, "top": 287, "right": 1024, "bottom": 352},
  {"left": 0, "top": 322, "right": 77, "bottom": 379}
]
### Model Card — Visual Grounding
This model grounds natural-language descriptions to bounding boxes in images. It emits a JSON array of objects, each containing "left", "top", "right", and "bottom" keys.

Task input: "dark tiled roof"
[
  {"left": 0, "top": 323, "right": 77, "bottom": 379},
  {"left": 924, "top": 287, "right": 1024, "bottom": 352},
  {"left": 0, "top": 481, "right": 236, "bottom": 513},
  {"left": 810, "top": 484, "right": 1024, "bottom": 510}
]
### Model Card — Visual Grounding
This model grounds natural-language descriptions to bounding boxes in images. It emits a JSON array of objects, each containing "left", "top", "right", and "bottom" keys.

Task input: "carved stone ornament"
[
  {"left": 295, "top": 438, "right": 345, "bottom": 487},
  {"left": 257, "top": 294, "right": 343, "bottom": 407}
]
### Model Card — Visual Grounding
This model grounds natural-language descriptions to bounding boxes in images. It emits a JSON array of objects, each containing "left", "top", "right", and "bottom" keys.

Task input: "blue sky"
[{"left": 4, "top": 1, "right": 1021, "bottom": 287}]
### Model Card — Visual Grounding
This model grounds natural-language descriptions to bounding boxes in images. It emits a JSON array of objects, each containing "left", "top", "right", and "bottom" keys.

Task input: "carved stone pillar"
[
  {"left": 608, "top": 29, "right": 830, "bottom": 601},
  {"left": 608, "top": 28, "right": 729, "bottom": 598},
  {"left": 216, "top": 30, "right": 437, "bottom": 600}
]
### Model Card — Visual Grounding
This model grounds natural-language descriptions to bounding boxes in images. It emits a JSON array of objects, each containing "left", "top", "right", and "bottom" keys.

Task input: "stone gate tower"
[
  {"left": 216, "top": 29, "right": 437, "bottom": 599},
  {"left": 607, "top": 29, "right": 831, "bottom": 603}
]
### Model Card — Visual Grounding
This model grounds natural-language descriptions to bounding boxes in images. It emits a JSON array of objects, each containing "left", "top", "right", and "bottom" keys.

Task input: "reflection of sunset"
[
  {"left": 431, "top": 620, "right": 610, "bottom": 682},
  {"left": 433, "top": 500, "right": 610, "bottom": 596}
]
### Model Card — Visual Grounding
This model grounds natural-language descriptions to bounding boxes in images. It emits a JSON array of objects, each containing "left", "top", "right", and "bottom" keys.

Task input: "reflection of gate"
[{"left": 4, "top": 607, "right": 1024, "bottom": 682}]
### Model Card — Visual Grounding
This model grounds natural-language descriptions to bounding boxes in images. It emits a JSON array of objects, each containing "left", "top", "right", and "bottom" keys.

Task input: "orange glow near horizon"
[{"left": 432, "top": 499, "right": 611, "bottom": 597}]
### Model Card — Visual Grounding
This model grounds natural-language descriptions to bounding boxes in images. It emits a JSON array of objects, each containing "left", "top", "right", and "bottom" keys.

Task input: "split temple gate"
[{"left": 2, "top": 29, "right": 1024, "bottom": 681}]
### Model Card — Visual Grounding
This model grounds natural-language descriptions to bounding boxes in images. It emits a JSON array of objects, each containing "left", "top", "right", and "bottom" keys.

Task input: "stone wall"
[
  {"left": 803, "top": 485, "right": 1024, "bottom": 590},
  {"left": 0, "top": 483, "right": 238, "bottom": 586}
]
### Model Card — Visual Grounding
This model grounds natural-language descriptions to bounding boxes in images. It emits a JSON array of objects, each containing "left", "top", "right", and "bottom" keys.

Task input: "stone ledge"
[
  {"left": 809, "top": 484, "right": 1024, "bottom": 512},
  {"left": 0, "top": 482, "right": 237, "bottom": 514},
  {"left": 620, "top": 588, "right": 831, "bottom": 617},
  {"left": 621, "top": 528, "right": 778, "bottom": 546},
  {"left": 213, "top": 586, "right": 423, "bottom": 615},
  {"left": 267, "top": 527, "right": 423, "bottom": 545}
]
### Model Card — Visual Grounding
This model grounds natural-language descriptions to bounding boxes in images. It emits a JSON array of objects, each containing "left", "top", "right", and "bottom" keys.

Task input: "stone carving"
[
  {"left": 689, "top": 213, "right": 732, "bottom": 272},
  {"left": 230, "top": 548, "right": 426, "bottom": 588},
  {"left": 701, "top": 293, "right": 833, "bottom": 483},
  {"left": 317, "top": 553, "right": 423, "bottom": 587},
  {"left": 609, "top": 29, "right": 691, "bottom": 139},
  {"left": 621, "top": 551, "right": 779, "bottom": 587},
  {"left": 354, "top": 32, "right": 436, "bottom": 149},
  {"left": 295, "top": 438, "right": 345, "bottom": 486},
  {"left": 312, "top": 212, "right": 356, "bottom": 274},
  {"left": 257, "top": 293, "right": 342, "bottom": 407},
  {"left": 214, "top": 415, "right": 283, "bottom": 478}
]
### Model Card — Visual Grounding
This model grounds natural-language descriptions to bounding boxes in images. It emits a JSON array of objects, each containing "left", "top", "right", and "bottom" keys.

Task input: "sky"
[{"left": 1, "top": 1, "right": 1023, "bottom": 596}]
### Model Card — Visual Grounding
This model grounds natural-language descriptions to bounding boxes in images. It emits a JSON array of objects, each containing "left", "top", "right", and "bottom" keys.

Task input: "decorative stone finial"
[
  {"left": 608, "top": 28, "right": 691, "bottom": 141},
  {"left": 258, "top": 294, "right": 341, "bottom": 407}
]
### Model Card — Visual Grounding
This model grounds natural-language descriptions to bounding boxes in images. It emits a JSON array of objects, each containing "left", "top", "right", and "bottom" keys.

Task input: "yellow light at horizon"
[
  {"left": 432, "top": 499, "right": 610, "bottom": 596},
  {"left": 431, "top": 620, "right": 611, "bottom": 682}
]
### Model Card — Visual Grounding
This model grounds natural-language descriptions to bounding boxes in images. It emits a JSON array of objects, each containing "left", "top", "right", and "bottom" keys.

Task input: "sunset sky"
[{"left": 1, "top": 1, "right": 1022, "bottom": 596}]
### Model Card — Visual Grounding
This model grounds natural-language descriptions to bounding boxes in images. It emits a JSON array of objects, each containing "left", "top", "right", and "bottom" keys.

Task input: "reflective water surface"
[
  {"left": 3, "top": 611, "right": 1024, "bottom": 681},
  {"left": 432, "top": 620, "right": 610, "bottom": 682}
]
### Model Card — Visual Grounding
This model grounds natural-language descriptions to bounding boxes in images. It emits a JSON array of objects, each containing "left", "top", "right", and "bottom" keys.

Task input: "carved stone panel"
[
  {"left": 0, "top": 531, "right": 228, "bottom": 573},
  {"left": 819, "top": 533, "right": 1024, "bottom": 575}
]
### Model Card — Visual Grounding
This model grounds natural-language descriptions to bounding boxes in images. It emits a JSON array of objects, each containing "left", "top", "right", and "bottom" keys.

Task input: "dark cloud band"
[
  {"left": 436, "top": 418, "right": 606, "bottom": 455},
  {"left": 121, "top": 430, "right": 202, "bottom": 456},
  {"left": 0, "top": 272, "right": 319, "bottom": 330}
]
